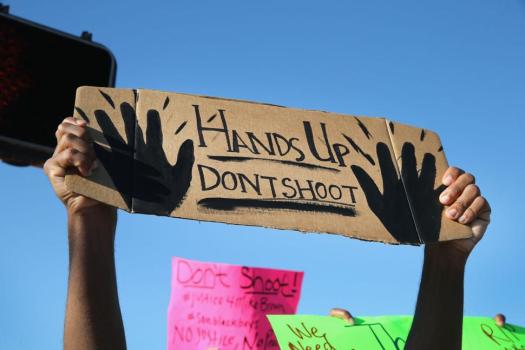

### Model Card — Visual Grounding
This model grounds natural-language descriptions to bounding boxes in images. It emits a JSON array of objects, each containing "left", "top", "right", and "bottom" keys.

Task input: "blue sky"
[{"left": 1, "top": 0, "right": 524, "bottom": 349}]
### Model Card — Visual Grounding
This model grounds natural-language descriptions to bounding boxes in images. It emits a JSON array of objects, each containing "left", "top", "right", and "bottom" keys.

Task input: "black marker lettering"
[
  {"left": 332, "top": 143, "right": 350, "bottom": 167},
  {"left": 303, "top": 121, "right": 335, "bottom": 163},
  {"left": 193, "top": 105, "right": 232, "bottom": 151},
  {"left": 294, "top": 179, "right": 317, "bottom": 200},
  {"left": 261, "top": 176, "right": 278, "bottom": 198},
  {"left": 232, "top": 130, "right": 252, "bottom": 153},
  {"left": 289, "top": 137, "right": 306, "bottom": 162},
  {"left": 198, "top": 164, "right": 221, "bottom": 191},
  {"left": 221, "top": 171, "right": 238, "bottom": 191},
  {"left": 238, "top": 173, "right": 262, "bottom": 195},
  {"left": 342, "top": 185, "right": 358, "bottom": 204},
  {"left": 314, "top": 182, "right": 328, "bottom": 199},
  {"left": 247, "top": 132, "right": 276, "bottom": 155},
  {"left": 328, "top": 184, "right": 342, "bottom": 200},
  {"left": 282, "top": 178, "right": 298, "bottom": 199}
]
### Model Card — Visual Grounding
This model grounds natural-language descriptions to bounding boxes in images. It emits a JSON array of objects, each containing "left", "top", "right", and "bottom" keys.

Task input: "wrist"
[
  {"left": 67, "top": 202, "right": 116, "bottom": 222},
  {"left": 67, "top": 205, "right": 117, "bottom": 245},
  {"left": 425, "top": 243, "right": 469, "bottom": 268}
]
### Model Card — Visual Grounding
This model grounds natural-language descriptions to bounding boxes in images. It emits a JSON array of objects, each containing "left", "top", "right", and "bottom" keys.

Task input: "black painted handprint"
[
  {"left": 75, "top": 102, "right": 136, "bottom": 209},
  {"left": 76, "top": 98, "right": 194, "bottom": 215},
  {"left": 132, "top": 109, "right": 194, "bottom": 215},
  {"left": 351, "top": 142, "right": 443, "bottom": 243},
  {"left": 399, "top": 142, "right": 444, "bottom": 243}
]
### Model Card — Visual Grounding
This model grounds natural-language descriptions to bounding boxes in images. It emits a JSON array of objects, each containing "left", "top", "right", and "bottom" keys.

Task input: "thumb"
[{"left": 470, "top": 206, "right": 491, "bottom": 244}]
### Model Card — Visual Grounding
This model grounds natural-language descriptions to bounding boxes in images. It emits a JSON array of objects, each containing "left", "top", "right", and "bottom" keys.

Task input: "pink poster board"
[{"left": 167, "top": 257, "right": 303, "bottom": 350}]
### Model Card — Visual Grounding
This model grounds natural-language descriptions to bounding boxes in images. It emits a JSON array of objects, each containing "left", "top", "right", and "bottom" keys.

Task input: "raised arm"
[
  {"left": 44, "top": 117, "right": 126, "bottom": 350},
  {"left": 405, "top": 167, "right": 491, "bottom": 350}
]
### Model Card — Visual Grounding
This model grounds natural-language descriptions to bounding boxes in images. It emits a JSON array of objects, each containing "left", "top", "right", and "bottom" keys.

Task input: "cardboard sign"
[
  {"left": 167, "top": 257, "right": 303, "bottom": 350},
  {"left": 65, "top": 86, "right": 472, "bottom": 244},
  {"left": 268, "top": 315, "right": 525, "bottom": 350}
]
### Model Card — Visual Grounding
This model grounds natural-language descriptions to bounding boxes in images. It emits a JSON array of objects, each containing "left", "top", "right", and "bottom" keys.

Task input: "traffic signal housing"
[{"left": 0, "top": 5, "right": 116, "bottom": 166}]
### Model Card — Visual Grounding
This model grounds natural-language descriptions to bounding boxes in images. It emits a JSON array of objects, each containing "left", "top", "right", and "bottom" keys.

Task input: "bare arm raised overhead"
[
  {"left": 44, "top": 117, "right": 126, "bottom": 350},
  {"left": 405, "top": 167, "right": 491, "bottom": 350}
]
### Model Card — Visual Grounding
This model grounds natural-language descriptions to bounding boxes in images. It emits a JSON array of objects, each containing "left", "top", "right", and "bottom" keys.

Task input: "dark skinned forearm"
[
  {"left": 64, "top": 206, "right": 126, "bottom": 350},
  {"left": 405, "top": 245, "right": 468, "bottom": 350}
]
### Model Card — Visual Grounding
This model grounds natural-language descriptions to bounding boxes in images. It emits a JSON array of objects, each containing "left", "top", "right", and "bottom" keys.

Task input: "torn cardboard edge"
[{"left": 66, "top": 86, "right": 472, "bottom": 245}]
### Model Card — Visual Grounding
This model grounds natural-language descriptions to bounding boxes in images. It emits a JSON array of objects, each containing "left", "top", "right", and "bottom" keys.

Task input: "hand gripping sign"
[{"left": 66, "top": 87, "right": 472, "bottom": 244}]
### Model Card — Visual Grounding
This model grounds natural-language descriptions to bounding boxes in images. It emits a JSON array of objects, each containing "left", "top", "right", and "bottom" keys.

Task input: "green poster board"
[
  {"left": 268, "top": 315, "right": 525, "bottom": 349},
  {"left": 463, "top": 317, "right": 525, "bottom": 350}
]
